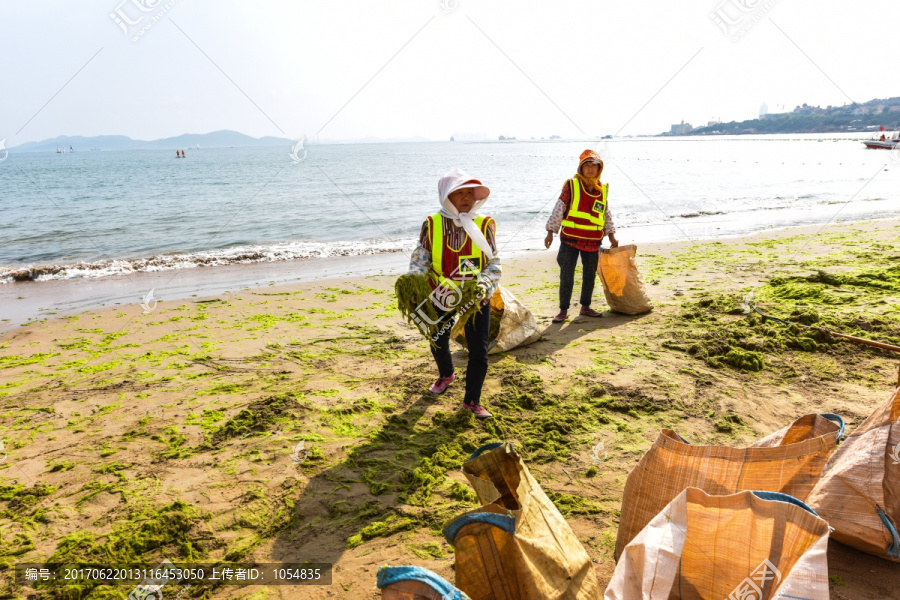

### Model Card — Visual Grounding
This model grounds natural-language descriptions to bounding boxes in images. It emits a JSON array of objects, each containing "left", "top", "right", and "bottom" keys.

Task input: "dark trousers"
[
  {"left": 430, "top": 302, "right": 491, "bottom": 406},
  {"left": 557, "top": 241, "right": 599, "bottom": 311}
]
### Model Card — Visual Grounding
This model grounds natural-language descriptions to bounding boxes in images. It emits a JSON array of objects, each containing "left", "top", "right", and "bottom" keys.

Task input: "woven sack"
[
  {"left": 615, "top": 413, "right": 844, "bottom": 560},
  {"left": 606, "top": 488, "right": 831, "bottom": 600},
  {"left": 443, "top": 442, "right": 600, "bottom": 600},
  {"left": 597, "top": 245, "right": 652, "bottom": 315},
  {"left": 807, "top": 386, "right": 900, "bottom": 561},
  {"left": 377, "top": 566, "right": 469, "bottom": 600},
  {"left": 452, "top": 286, "right": 541, "bottom": 354}
]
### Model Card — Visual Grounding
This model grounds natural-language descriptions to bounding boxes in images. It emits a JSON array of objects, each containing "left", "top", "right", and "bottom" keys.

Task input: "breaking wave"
[{"left": 1, "top": 239, "right": 415, "bottom": 284}]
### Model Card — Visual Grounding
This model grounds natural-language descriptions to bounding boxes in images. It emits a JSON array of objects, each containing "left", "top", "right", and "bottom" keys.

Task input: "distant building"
[
  {"left": 759, "top": 102, "right": 769, "bottom": 118},
  {"left": 707, "top": 120, "right": 721, "bottom": 127},
  {"left": 889, "top": 105, "right": 900, "bottom": 113},
  {"left": 669, "top": 121, "right": 693, "bottom": 135}
]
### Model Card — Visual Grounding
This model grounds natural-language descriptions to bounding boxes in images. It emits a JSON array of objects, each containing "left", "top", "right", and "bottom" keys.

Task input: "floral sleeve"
[
  {"left": 408, "top": 220, "right": 431, "bottom": 276},
  {"left": 604, "top": 207, "right": 616, "bottom": 236}
]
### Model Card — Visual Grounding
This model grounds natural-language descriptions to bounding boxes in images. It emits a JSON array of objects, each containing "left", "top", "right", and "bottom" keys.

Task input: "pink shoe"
[
  {"left": 463, "top": 402, "right": 493, "bottom": 419},
  {"left": 429, "top": 373, "right": 455, "bottom": 394}
]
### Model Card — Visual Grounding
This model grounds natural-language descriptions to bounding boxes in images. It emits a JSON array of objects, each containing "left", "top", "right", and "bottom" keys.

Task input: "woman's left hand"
[
  {"left": 608, "top": 234, "right": 619, "bottom": 248},
  {"left": 478, "top": 283, "right": 491, "bottom": 307}
]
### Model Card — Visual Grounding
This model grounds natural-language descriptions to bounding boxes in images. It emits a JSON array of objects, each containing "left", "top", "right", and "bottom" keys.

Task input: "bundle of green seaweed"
[
  {"left": 395, "top": 274, "right": 438, "bottom": 337},
  {"left": 453, "top": 305, "right": 503, "bottom": 350},
  {"left": 395, "top": 273, "right": 485, "bottom": 343},
  {"left": 453, "top": 279, "right": 487, "bottom": 331}
]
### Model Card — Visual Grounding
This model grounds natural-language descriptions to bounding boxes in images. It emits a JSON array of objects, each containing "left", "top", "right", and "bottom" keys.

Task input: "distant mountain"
[{"left": 11, "top": 130, "right": 294, "bottom": 152}]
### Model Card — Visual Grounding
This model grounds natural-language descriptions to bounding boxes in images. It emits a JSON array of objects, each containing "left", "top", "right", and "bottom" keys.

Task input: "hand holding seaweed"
[{"left": 395, "top": 274, "right": 486, "bottom": 343}]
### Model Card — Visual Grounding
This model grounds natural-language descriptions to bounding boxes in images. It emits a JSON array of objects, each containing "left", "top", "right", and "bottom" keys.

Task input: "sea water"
[{"left": 1, "top": 134, "right": 898, "bottom": 284}]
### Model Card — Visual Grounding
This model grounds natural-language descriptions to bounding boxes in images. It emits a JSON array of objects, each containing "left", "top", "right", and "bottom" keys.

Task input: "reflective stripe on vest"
[
  {"left": 430, "top": 213, "right": 488, "bottom": 283},
  {"left": 561, "top": 178, "right": 607, "bottom": 240}
]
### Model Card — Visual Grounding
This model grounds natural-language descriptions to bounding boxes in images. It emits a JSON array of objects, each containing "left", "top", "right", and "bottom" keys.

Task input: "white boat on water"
[{"left": 862, "top": 130, "right": 900, "bottom": 149}]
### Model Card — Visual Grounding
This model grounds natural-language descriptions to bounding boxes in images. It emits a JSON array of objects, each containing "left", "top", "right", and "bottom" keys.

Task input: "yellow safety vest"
[
  {"left": 561, "top": 178, "right": 607, "bottom": 240},
  {"left": 429, "top": 213, "right": 488, "bottom": 283}
]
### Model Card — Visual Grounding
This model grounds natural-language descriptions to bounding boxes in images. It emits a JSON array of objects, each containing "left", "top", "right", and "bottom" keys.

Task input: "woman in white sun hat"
[{"left": 407, "top": 168, "right": 501, "bottom": 419}]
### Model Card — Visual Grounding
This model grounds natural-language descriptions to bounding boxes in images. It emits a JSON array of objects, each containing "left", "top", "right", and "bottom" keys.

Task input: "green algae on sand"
[{"left": 662, "top": 263, "right": 900, "bottom": 374}]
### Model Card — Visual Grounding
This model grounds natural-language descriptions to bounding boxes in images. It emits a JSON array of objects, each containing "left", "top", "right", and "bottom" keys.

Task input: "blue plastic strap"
[
  {"left": 819, "top": 413, "right": 845, "bottom": 443},
  {"left": 376, "top": 566, "right": 468, "bottom": 599},
  {"left": 752, "top": 491, "right": 819, "bottom": 517},
  {"left": 877, "top": 509, "right": 900, "bottom": 559},
  {"left": 443, "top": 512, "right": 516, "bottom": 546},
  {"left": 468, "top": 441, "right": 507, "bottom": 462}
]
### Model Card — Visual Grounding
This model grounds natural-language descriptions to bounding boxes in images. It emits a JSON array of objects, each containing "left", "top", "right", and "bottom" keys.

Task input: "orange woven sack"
[
  {"left": 606, "top": 488, "right": 831, "bottom": 600},
  {"left": 807, "top": 386, "right": 900, "bottom": 561},
  {"left": 443, "top": 442, "right": 600, "bottom": 600},
  {"left": 597, "top": 244, "right": 652, "bottom": 315},
  {"left": 615, "top": 413, "right": 844, "bottom": 560}
]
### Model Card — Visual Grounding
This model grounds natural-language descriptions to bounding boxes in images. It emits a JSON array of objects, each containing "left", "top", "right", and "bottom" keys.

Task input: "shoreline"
[{"left": 2, "top": 215, "right": 898, "bottom": 337}]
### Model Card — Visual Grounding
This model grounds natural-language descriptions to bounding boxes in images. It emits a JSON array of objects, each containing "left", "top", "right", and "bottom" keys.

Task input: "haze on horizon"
[{"left": 1, "top": 0, "right": 898, "bottom": 147}]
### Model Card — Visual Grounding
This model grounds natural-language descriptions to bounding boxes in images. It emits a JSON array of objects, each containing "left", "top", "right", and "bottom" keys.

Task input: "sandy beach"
[{"left": 2, "top": 218, "right": 900, "bottom": 599}]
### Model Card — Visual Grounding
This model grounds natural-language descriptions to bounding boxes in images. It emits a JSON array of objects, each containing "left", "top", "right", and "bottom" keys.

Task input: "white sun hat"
[{"left": 437, "top": 168, "right": 494, "bottom": 260}]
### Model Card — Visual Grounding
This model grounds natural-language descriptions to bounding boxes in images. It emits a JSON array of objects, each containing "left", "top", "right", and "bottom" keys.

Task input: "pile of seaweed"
[
  {"left": 31, "top": 501, "right": 209, "bottom": 600},
  {"left": 662, "top": 266, "right": 900, "bottom": 373}
]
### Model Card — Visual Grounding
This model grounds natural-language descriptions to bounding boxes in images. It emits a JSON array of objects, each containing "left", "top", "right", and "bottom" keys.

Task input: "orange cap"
[{"left": 578, "top": 149, "right": 604, "bottom": 174}]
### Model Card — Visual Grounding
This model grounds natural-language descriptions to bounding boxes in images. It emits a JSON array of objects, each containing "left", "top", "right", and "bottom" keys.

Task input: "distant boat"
[
  {"left": 862, "top": 129, "right": 900, "bottom": 149},
  {"left": 69, "top": 146, "right": 74, "bottom": 152},
  {"left": 56, "top": 146, "right": 63, "bottom": 153}
]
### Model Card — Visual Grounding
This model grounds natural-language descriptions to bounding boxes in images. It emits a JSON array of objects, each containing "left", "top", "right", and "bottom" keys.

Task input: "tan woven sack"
[
  {"left": 606, "top": 488, "right": 831, "bottom": 600},
  {"left": 615, "top": 413, "right": 844, "bottom": 560},
  {"left": 807, "top": 386, "right": 900, "bottom": 561},
  {"left": 452, "top": 286, "right": 541, "bottom": 354},
  {"left": 443, "top": 442, "right": 600, "bottom": 600},
  {"left": 597, "top": 245, "right": 652, "bottom": 315}
]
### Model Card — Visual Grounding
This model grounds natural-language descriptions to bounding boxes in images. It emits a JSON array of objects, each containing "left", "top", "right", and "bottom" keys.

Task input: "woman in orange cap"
[{"left": 544, "top": 149, "right": 619, "bottom": 322}]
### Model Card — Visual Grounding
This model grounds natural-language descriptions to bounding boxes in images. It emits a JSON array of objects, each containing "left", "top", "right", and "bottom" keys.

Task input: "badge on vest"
[
  {"left": 459, "top": 256, "right": 482, "bottom": 275},
  {"left": 592, "top": 199, "right": 605, "bottom": 213}
]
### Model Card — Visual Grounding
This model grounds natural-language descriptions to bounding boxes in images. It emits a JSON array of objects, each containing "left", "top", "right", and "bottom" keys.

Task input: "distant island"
[
  {"left": 11, "top": 130, "right": 294, "bottom": 153},
  {"left": 663, "top": 97, "right": 900, "bottom": 136}
]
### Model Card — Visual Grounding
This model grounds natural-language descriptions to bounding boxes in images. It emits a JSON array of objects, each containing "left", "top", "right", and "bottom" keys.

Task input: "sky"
[{"left": 2, "top": 0, "right": 899, "bottom": 146}]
